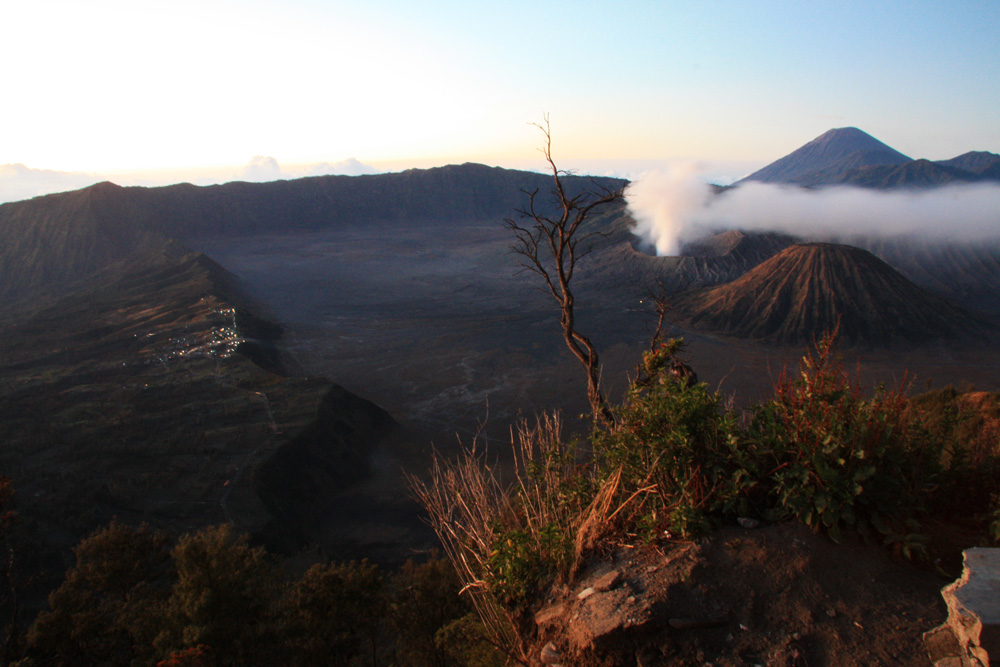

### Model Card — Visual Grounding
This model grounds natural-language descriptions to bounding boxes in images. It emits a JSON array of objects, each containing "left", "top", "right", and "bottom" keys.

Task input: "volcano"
[
  {"left": 668, "top": 243, "right": 988, "bottom": 346},
  {"left": 740, "top": 127, "right": 911, "bottom": 185}
]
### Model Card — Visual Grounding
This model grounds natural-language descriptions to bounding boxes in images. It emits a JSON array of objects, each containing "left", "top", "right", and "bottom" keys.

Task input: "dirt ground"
[{"left": 534, "top": 522, "right": 950, "bottom": 667}]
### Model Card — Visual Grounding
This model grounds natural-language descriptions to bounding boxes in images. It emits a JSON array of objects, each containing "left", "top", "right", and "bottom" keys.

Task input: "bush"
[
  {"left": 595, "top": 340, "right": 748, "bottom": 538},
  {"left": 153, "top": 525, "right": 282, "bottom": 665},
  {"left": 27, "top": 521, "right": 173, "bottom": 666},
  {"left": 434, "top": 613, "right": 507, "bottom": 667},
  {"left": 747, "top": 334, "right": 943, "bottom": 545},
  {"left": 409, "top": 413, "right": 595, "bottom": 663},
  {"left": 390, "top": 557, "right": 472, "bottom": 667},
  {"left": 283, "top": 559, "right": 384, "bottom": 666}
]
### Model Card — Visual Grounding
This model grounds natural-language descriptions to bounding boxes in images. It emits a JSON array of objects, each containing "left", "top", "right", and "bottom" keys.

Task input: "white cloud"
[
  {"left": 0, "top": 164, "right": 102, "bottom": 204},
  {"left": 302, "top": 158, "right": 379, "bottom": 177},
  {"left": 627, "top": 172, "right": 1000, "bottom": 255},
  {"left": 240, "top": 156, "right": 283, "bottom": 182},
  {"left": 0, "top": 157, "right": 385, "bottom": 204},
  {"left": 238, "top": 156, "right": 381, "bottom": 182}
]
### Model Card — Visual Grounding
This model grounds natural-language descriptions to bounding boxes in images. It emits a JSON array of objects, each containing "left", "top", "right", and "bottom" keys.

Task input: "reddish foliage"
[
  {"left": 0, "top": 476, "right": 13, "bottom": 534},
  {"left": 157, "top": 644, "right": 211, "bottom": 667}
]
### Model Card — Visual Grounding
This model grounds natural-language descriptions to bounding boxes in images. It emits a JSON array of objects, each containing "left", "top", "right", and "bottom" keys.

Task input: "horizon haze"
[{"left": 2, "top": 0, "right": 998, "bottom": 203}]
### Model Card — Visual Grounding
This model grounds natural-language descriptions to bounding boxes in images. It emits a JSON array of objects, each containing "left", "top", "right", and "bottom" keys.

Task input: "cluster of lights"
[{"left": 125, "top": 308, "right": 244, "bottom": 368}]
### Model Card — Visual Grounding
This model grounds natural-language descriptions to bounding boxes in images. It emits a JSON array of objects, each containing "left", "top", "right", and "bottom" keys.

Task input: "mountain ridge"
[
  {"left": 0, "top": 163, "right": 626, "bottom": 308},
  {"left": 740, "top": 128, "right": 999, "bottom": 188}
]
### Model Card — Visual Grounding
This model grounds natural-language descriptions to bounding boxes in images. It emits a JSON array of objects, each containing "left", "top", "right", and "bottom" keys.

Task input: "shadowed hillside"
[
  {"left": 0, "top": 163, "right": 626, "bottom": 308},
  {"left": 827, "top": 158, "right": 982, "bottom": 189},
  {"left": 936, "top": 150, "right": 1000, "bottom": 175},
  {"left": 0, "top": 245, "right": 421, "bottom": 614},
  {"left": 668, "top": 243, "right": 990, "bottom": 346},
  {"left": 0, "top": 184, "right": 168, "bottom": 307}
]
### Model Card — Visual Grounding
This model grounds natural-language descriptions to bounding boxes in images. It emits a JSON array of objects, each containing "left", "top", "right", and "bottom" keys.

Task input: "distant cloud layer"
[
  {"left": 627, "top": 168, "right": 1000, "bottom": 255},
  {"left": 239, "top": 156, "right": 380, "bottom": 182},
  {"left": 0, "top": 158, "right": 381, "bottom": 204},
  {"left": 0, "top": 164, "right": 102, "bottom": 204}
]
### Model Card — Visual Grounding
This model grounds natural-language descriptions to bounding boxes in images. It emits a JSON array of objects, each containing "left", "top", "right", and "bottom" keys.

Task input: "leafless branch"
[{"left": 504, "top": 116, "right": 625, "bottom": 423}]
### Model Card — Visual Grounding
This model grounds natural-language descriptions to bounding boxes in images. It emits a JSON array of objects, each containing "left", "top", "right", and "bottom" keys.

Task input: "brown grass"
[{"left": 409, "top": 412, "right": 635, "bottom": 664}]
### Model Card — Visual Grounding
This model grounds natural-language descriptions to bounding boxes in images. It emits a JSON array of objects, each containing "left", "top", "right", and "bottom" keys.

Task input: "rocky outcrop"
[
  {"left": 253, "top": 384, "right": 397, "bottom": 544},
  {"left": 925, "top": 548, "right": 1000, "bottom": 667},
  {"left": 530, "top": 523, "right": 942, "bottom": 666}
]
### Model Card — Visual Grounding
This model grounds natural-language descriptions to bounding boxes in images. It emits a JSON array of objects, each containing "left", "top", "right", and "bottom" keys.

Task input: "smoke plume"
[{"left": 626, "top": 169, "right": 1000, "bottom": 255}]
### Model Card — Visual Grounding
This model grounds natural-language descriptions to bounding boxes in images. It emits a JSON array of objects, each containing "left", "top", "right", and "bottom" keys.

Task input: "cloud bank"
[
  {"left": 626, "top": 169, "right": 1000, "bottom": 255},
  {"left": 238, "top": 156, "right": 380, "bottom": 182},
  {"left": 0, "top": 158, "right": 382, "bottom": 204},
  {"left": 0, "top": 164, "right": 102, "bottom": 204}
]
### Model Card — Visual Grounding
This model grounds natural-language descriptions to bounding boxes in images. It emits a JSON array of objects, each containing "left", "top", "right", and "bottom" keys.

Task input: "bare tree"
[{"left": 506, "top": 117, "right": 626, "bottom": 423}]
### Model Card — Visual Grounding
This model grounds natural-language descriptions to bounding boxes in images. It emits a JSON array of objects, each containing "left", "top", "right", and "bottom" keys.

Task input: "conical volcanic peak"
[
  {"left": 741, "top": 127, "right": 912, "bottom": 185},
  {"left": 668, "top": 243, "right": 989, "bottom": 346}
]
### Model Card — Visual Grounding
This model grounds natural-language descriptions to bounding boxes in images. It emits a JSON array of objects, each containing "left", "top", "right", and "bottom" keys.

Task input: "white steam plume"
[
  {"left": 625, "top": 164, "right": 713, "bottom": 255},
  {"left": 626, "top": 170, "right": 1000, "bottom": 254}
]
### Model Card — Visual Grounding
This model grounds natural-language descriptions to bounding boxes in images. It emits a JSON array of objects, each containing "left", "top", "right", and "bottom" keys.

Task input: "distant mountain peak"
[{"left": 741, "top": 128, "right": 911, "bottom": 185}]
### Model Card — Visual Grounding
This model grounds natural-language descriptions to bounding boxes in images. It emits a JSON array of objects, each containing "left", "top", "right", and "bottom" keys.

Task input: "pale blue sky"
[{"left": 2, "top": 0, "right": 998, "bottom": 191}]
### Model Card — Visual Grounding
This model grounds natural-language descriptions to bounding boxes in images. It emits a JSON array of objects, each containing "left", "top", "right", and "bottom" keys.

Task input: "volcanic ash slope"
[{"left": 668, "top": 242, "right": 990, "bottom": 347}]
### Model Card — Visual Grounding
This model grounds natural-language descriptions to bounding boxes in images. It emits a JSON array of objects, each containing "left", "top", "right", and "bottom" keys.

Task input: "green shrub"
[
  {"left": 283, "top": 559, "right": 384, "bottom": 666},
  {"left": 747, "top": 335, "right": 942, "bottom": 543},
  {"left": 488, "top": 524, "right": 571, "bottom": 607},
  {"left": 910, "top": 387, "right": 1000, "bottom": 508},
  {"left": 26, "top": 521, "right": 173, "bottom": 666},
  {"left": 594, "top": 340, "right": 748, "bottom": 538},
  {"left": 154, "top": 525, "right": 282, "bottom": 665},
  {"left": 434, "top": 613, "right": 507, "bottom": 667},
  {"left": 390, "top": 557, "right": 470, "bottom": 667}
]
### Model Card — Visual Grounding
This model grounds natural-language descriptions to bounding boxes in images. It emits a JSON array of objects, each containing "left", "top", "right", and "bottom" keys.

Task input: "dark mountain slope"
[
  {"left": 935, "top": 151, "right": 1000, "bottom": 175},
  {"left": 741, "top": 128, "right": 911, "bottom": 184},
  {"left": 0, "top": 244, "right": 415, "bottom": 610},
  {"left": 668, "top": 243, "right": 988, "bottom": 346},
  {"left": 0, "top": 163, "right": 626, "bottom": 307},
  {"left": 136, "top": 163, "right": 624, "bottom": 237},
  {"left": 794, "top": 148, "right": 916, "bottom": 187},
  {"left": 831, "top": 158, "right": 981, "bottom": 189},
  {"left": 739, "top": 128, "right": 999, "bottom": 189},
  {"left": 600, "top": 229, "right": 795, "bottom": 295},
  {"left": 856, "top": 238, "right": 1000, "bottom": 316},
  {"left": 0, "top": 183, "right": 168, "bottom": 306}
]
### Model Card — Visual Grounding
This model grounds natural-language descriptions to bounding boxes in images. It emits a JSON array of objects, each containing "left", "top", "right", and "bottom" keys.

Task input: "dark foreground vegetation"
[
  {"left": 2, "top": 334, "right": 998, "bottom": 666},
  {"left": 413, "top": 334, "right": 1000, "bottom": 664},
  {"left": 0, "top": 518, "right": 504, "bottom": 666}
]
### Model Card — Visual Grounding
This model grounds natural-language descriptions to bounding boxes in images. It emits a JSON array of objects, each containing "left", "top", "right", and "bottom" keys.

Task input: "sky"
[{"left": 2, "top": 0, "right": 999, "bottom": 202}]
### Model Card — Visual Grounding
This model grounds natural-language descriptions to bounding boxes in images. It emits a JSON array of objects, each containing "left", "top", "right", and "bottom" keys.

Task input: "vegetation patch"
[{"left": 414, "top": 334, "right": 1000, "bottom": 662}]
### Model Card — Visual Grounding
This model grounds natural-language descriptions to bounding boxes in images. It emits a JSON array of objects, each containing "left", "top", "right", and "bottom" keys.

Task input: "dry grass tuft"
[{"left": 409, "top": 412, "right": 626, "bottom": 664}]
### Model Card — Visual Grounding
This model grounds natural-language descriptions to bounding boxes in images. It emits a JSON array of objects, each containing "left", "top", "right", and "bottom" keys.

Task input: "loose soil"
[{"left": 536, "top": 522, "right": 950, "bottom": 667}]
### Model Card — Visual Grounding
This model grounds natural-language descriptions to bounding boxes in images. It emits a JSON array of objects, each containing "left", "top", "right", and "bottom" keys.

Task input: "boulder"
[{"left": 925, "top": 547, "right": 1000, "bottom": 666}]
